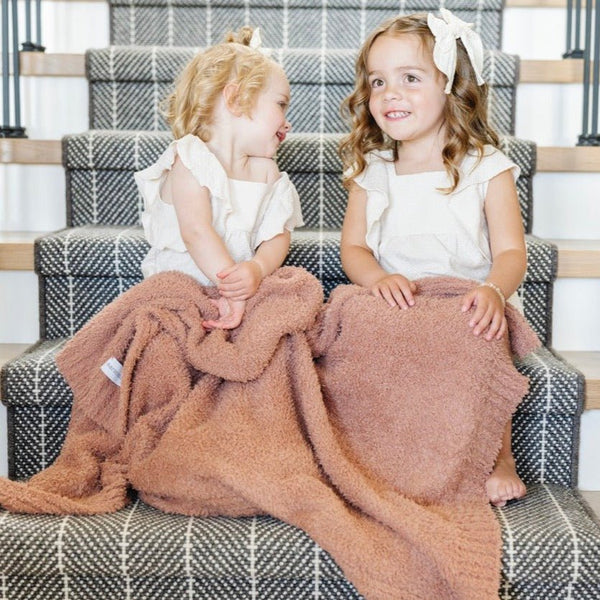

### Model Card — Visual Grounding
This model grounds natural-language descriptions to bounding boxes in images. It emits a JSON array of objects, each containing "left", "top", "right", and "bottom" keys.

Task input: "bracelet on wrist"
[{"left": 481, "top": 281, "right": 506, "bottom": 308}]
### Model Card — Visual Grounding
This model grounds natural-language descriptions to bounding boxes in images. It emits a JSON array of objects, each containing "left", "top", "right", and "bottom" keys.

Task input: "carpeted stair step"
[
  {"left": 87, "top": 46, "right": 519, "bottom": 135},
  {"left": 0, "top": 483, "right": 597, "bottom": 600},
  {"left": 1, "top": 338, "right": 583, "bottom": 486},
  {"left": 108, "top": 0, "right": 505, "bottom": 50},
  {"left": 33, "top": 227, "right": 555, "bottom": 343},
  {"left": 0, "top": 338, "right": 584, "bottom": 486},
  {"left": 63, "top": 131, "right": 536, "bottom": 234}
]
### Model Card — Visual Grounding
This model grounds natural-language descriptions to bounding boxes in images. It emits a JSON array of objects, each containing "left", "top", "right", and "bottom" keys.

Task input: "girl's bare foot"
[{"left": 486, "top": 457, "right": 526, "bottom": 507}]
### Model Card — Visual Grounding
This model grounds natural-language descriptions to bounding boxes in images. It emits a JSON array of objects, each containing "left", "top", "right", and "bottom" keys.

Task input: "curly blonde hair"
[
  {"left": 339, "top": 13, "right": 500, "bottom": 192},
  {"left": 163, "top": 27, "right": 275, "bottom": 140}
]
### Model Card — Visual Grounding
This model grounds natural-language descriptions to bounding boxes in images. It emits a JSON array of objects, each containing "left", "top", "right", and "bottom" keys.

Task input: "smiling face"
[
  {"left": 367, "top": 33, "right": 447, "bottom": 148},
  {"left": 243, "top": 64, "right": 292, "bottom": 158}
]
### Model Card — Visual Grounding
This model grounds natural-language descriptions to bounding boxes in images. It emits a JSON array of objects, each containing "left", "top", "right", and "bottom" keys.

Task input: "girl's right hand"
[
  {"left": 370, "top": 274, "right": 417, "bottom": 309},
  {"left": 202, "top": 296, "right": 246, "bottom": 330},
  {"left": 216, "top": 260, "right": 263, "bottom": 301}
]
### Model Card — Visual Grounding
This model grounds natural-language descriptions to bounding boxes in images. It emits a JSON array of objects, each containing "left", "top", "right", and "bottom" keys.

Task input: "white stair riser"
[
  {"left": 0, "top": 165, "right": 65, "bottom": 231},
  {"left": 579, "top": 410, "right": 600, "bottom": 490},
  {"left": 503, "top": 7, "right": 569, "bottom": 60},
  {"left": 21, "top": 77, "right": 88, "bottom": 140},
  {"left": 19, "top": 0, "right": 109, "bottom": 53},
  {"left": 21, "top": 3, "right": 578, "bottom": 61},
  {"left": 553, "top": 279, "right": 600, "bottom": 352},
  {"left": 2, "top": 271, "right": 599, "bottom": 351},
  {"left": 7, "top": 79, "right": 593, "bottom": 149},
  {"left": 517, "top": 84, "right": 583, "bottom": 147},
  {"left": 0, "top": 272, "right": 38, "bottom": 344},
  {"left": 0, "top": 406, "right": 6, "bottom": 479},
  {"left": 533, "top": 172, "right": 600, "bottom": 240},
  {"left": 4, "top": 164, "right": 599, "bottom": 238}
]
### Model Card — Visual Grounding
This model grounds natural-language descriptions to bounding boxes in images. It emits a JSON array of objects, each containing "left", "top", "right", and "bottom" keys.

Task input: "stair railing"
[
  {"left": 578, "top": 0, "right": 599, "bottom": 145},
  {"left": 1, "top": 0, "right": 43, "bottom": 137},
  {"left": 564, "top": 0, "right": 585, "bottom": 58},
  {"left": 22, "top": 0, "right": 45, "bottom": 52},
  {"left": 1, "top": 0, "right": 26, "bottom": 137}
]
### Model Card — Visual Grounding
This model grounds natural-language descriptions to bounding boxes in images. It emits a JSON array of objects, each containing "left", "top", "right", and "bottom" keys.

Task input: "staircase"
[{"left": 1, "top": 1, "right": 599, "bottom": 598}]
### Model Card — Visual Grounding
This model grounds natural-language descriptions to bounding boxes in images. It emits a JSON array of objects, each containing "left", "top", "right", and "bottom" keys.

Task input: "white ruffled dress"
[
  {"left": 354, "top": 145, "right": 523, "bottom": 308},
  {"left": 134, "top": 134, "right": 304, "bottom": 286}
]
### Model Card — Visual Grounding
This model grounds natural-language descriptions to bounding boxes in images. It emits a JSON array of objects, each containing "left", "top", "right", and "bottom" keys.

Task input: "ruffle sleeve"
[
  {"left": 173, "top": 134, "right": 231, "bottom": 209},
  {"left": 352, "top": 150, "right": 394, "bottom": 259},
  {"left": 134, "top": 134, "right": 232, "bottom": 250},
  {"left": 454, "top": 145, "right": 520, "bottom": 195},
  {"left": 253, "top": 172, "right": 304, "bottom": 248},
  {"left": 133, "top": 140, "right": 177, "bottom": 213}
]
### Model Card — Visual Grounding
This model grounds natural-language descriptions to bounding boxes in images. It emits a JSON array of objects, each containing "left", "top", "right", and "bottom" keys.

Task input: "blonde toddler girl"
[{"left": 135, "top": 27, "right": 303, "bottom": 330}]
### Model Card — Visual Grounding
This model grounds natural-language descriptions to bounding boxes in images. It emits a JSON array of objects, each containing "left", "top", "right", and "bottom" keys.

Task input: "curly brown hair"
[
  {"left": 163, "top": 26, "right": 276, "bottom": 141},
  {"left": 339, "top": 13, "right": 500, "bottom": 192}
]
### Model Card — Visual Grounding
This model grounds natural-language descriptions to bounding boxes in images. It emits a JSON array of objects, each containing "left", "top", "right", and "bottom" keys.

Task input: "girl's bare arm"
[
  {"left": 169, "top": 156, "right": 235, "bottom": 283},
  {"left": 341, "top": 182, "right": 388, "bottom": 286},
  {"left": 484, "top": 169, "right": 527, "bottom": 298},
  {"left": 341, "top": 182, "right": 416, "bottom": 308},
  {"left": 461, "top": 169, "right": 527, "bottom": 339}
]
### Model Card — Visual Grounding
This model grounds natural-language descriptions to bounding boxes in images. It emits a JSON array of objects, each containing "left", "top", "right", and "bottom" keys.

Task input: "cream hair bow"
[
  {"left": 249, "top": 27, "right": 272, "bottom": 57},
  {"left": 427, "top": 8, "right": 485, "bottom": 94}
]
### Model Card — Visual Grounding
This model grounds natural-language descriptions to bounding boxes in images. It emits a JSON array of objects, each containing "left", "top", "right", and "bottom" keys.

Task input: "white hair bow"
[
  {"left": 249, "top": 27, "right": 272, "bottom": 57},
  {"left": 427, "top": 8, "right": 485, "bottom": 95}
]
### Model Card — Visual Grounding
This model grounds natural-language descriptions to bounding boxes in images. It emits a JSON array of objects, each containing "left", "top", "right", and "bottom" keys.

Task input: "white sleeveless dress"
[
  {"left": 134, "top": 134, "right": 304, "bottom": 286},
  {"left": 354, "top": 145, "right": 523, "bottom": 309}
]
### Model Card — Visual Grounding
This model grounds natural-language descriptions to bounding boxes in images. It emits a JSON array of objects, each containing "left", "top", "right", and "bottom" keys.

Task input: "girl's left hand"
[
  {"left": 202, "top": 296, "right": 246, "bottom": 330},
  {"left": 461, "top": 285, "right": 507, "bottom": 341},
  {"left": 216, "top": 260, "right": 263, "bottom": 301}
]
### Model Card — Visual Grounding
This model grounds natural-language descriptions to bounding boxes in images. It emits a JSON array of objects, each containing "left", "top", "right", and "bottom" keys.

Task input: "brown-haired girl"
[
  {"left": 135, "top": 27, "right": 302, "bottom": 329},
  {"left": 339, "top": 10, "right": 528, "bottom": 507}
]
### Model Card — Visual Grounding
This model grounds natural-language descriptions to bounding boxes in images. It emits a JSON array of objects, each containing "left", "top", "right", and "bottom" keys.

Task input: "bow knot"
[
  {"left": 427, "top": 8, "right": 485, "bottom": 94},
  {"left": 248, "top": 27, "right": 272, "bottom": 57}
]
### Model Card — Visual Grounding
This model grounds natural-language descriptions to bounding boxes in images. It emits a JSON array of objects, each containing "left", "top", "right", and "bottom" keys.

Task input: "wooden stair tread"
[
  {"left": 36, "top": 0, "right": 573, "bottom": 4},
  {"left": 35, "top": 0, "right": 579, "bottom": 6},
  {"left": 551, "top": 239, "right": 600, "bottom": 278},
  {"left": 0, "top": 232, "right": 45, "bottom": 270},
  {"left": 18, "top": 52, "right": 586, "bottom": 84},
  {"left": 559, "top": 351, "right": 600, "bottom": 410},
  {"left": 0, "top": 139, "right": 62, "bottom": 164},
  {"left": 580, "top": 491, "right": 600, "bottom": 518},
  {"left": 520, "top": 59, "right": 583, "bottom": 84},
  {"left": 20, "top": 52, "right": 85, "bottom": 77},
  {"left": 537, "top": 147, "right": 600, "bottom": 172},
  {"left": 507, "top": 0, "right": 577, "bottom": 6},
  {"left": 3, "top": 139, "right": 600, "bottom": 172},
  {"left": 0, "top": 344, "right": 30, "bottom": 371},
  {"left": 2, "top": 236, "right": 598, "bottom": 278}
]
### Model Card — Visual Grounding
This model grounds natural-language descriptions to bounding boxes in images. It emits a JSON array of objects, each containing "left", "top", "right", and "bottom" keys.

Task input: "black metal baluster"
[
  {"left": 578, "top": 0, "right": 599, "bottom": 144},
  {"left": 564, "top": 0, "right": 585, "bottom": 58},
  {"left": 1, "top": 0, "right": 26, "bottom": 136},
  {"left": 10, "top": 0, "right": 24, "bottom": 135},
  {"left": 2, "top": 0, "right": 10, "bottom": 130},
  {"left": 22, "top": 0, "right": 44, "bottom": 51}
]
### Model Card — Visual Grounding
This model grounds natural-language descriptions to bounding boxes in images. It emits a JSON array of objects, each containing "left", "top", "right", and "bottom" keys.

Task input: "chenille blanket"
[{"left": 0, "top": 267, "right": 540, "bottom": 600}]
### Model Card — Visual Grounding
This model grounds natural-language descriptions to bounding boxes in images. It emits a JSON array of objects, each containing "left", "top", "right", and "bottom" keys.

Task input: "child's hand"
[
  {"left": 370, "top": 274, "right": 417, "bottom": 309},
  {"left": 461, "top": 285, "right": 507, "bottom": 341},
  {"left": 216, "top": 260, "right": 263, "bottom": 301},
  {"left": 202, "top": 296, "right": 246, "bottom": 330}
]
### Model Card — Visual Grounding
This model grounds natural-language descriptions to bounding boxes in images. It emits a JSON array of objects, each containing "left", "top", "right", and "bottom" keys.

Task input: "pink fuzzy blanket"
[{"left": 0, "top": 267, "right": 539, "bottom": 600}]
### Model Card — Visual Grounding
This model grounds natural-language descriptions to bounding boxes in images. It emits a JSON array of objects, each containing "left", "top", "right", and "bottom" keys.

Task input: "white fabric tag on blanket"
[{"left": 101, "top": 357, "right": 123, "bottom": 387}]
